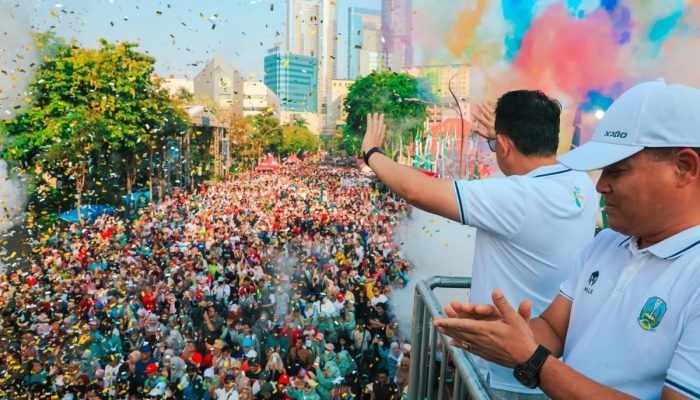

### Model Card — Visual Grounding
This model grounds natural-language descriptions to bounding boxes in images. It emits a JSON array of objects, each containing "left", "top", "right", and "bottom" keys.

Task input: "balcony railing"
[{"left": 408, "top": 276, "right": 493, "bottom": 400}]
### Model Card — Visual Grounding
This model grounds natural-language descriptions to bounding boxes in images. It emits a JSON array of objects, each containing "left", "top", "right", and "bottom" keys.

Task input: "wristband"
[{"left": 363, "top": 147, "right": 384, "bottom": 166}]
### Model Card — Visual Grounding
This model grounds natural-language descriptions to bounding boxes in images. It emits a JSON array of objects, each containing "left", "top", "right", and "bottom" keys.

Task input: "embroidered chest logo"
[
  {"left": 639, "top": 296, "right": 667, "bottom": 331},
  {"left": 573, "top": 186, "right": 584, "bottom": 208},
  {"left": 584, "top": 271, "right": 599, "bottom": 294}
]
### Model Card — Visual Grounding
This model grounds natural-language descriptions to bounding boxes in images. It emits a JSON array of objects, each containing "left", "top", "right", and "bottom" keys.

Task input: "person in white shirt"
[
  {"left": 435, "top": 80, "right": 700, "bottom": 399},
  {"left": 361, "top": 89, "right": 598, "bottom": 397},
  {"left": 215, "top": 374, "right": 240, "bottom": 400},
  {"left": 370, "top": 286, "right": 388, "bottom": 308}
]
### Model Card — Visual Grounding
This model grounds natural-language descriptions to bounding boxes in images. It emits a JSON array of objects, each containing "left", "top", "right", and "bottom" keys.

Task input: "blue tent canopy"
[{"left": 58, "top": 205, "right": 117, "bottom": 224}]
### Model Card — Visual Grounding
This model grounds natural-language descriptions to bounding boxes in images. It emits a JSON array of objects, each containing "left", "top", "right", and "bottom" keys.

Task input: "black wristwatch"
[
  {"left": 513, "top": 345, "right": 551, "bottom": 389},
  {"left": 363, "top": 147, "right": 384, "bottom": 166}
]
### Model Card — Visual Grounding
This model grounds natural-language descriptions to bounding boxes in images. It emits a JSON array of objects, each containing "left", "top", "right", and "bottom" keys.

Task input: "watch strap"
[
  {"left": 528, "top": 345, "right": 551, "bottom": 370},
  {"left": 363, "top": 147, "right": 384, "bottom": 165},
  {"left": 514, "top": 345, "right": 551, "bottom": 389}
]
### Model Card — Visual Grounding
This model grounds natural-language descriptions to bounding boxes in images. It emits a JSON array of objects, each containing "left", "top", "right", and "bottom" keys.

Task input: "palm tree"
[{"left": 293, "top": 117, "right": 308, "bottom": 129}]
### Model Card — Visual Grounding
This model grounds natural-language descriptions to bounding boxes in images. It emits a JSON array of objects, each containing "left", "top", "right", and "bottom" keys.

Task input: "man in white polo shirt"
[
  {"left": 434, "top": 80, "right": 700, "bottom": 399},
  {"left": 361, "top": 90, "right": 598, "bottom": 397}
]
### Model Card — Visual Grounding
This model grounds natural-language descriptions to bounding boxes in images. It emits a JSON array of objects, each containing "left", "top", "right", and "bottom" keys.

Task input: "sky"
[
  {"left": 7, "top": 0, "right": 700, "bottom": 132},
  {"left": 14, "top": 0, "right": 381, "bottom": 81}
]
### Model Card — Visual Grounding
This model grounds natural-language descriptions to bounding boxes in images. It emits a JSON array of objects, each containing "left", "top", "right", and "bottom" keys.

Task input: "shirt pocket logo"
[{"left": 638, "top": 296, "right": 667, "bottom": 331}]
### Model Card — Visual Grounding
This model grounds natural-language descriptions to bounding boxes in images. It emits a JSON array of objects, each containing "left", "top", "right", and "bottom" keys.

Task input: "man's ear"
[
  {"left": 496, "top": 134, "right": 513, "bottom": 156},
  {"left": 675, "top": 148, "right": 700, "bottom": 187}
]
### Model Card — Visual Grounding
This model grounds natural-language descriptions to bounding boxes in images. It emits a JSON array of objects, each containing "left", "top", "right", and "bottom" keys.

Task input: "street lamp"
[
  {"left": 448, "top": 73, "right": 467, "bottom": 178},
  {"left": 405, "top": 95, "right": 465, "bottom": 178}
]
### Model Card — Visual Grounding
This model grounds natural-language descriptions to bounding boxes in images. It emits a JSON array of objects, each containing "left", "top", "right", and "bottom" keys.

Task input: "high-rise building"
[
  {"left": 327, "top": 79, "right": 354, "bottom": 128},
  {"left": 285, "top": 0, "right": 337, "bottom": 115},
  {"left": 264, "top": 50, "right": 318, "bottom": 113},
  {"left": 348, "top": 7, "right": 382, "bottom": 80},
  {"left": 403, "top": 64, "right": 470, "bottom": 101},
  {"left": 382, "top": 0, "right": 413, "bottom": 71},
  {"left": 403, "top": 64, "right": 471, "bottom": 129},
  {"left": 193, "top": 57, "right": 244, "bottom": 114}
]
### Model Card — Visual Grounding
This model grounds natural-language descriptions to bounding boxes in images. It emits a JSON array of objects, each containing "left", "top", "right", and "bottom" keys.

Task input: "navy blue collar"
[
  {"left": 526, "top": 164, "right": 572, "bottom": 179},
  {"left": 619, "top": 225, "right": 700, "bottom": 260}
]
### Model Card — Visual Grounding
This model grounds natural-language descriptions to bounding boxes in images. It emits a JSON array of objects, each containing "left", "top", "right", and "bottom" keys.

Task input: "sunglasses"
[{"left": 487, "top": 138, "right": 496, "bottom": 152}]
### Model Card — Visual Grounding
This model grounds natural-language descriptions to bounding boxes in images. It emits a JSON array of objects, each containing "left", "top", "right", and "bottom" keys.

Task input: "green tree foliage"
[
  {"left": 344, "top": 70, "right": 429, "bottom": 155},
  {"left": 281, "top": 125, "right": 319, "bottom": 156},
  {"left": 1, "top": 34, "right": 190, "bottom": 221},
  {"left": 293, "top": 117, "right": 308, "bottom": 129},
  {"left": 322, "top": 128, "right": 361, "bottom": 156},
  {"left": 248, "top": 112, "right": 283, "bottom": 158}
]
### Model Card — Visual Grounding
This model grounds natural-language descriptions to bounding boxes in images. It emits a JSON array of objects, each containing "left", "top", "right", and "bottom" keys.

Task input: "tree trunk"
[
  {"left": 125, "top": 153, "right": 135, "bottom": 195},
  {"left": 125, "top": 167, "right": 132, "bottom": 194},
  {"left": 76, "top": 167, "right": 86, "bottom": 224},
  {"left": 149, "top": 148, "right": 154, "bottom": 201},
  {"left": 156, "top": 145, "right": 164, "bottom": 200}
]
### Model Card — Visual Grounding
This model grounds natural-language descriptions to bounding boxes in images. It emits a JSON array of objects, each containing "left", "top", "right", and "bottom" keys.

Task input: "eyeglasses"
[{"left": 487, "top": 138, "right": 497, "bottom": 152}]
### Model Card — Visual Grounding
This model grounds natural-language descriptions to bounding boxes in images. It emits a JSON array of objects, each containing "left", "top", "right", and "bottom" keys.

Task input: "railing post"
[
  {"left": 426, "top": 323, "right": 438, "bottom": 399},
  {"left": 418, "top": 305, "right": 430, "bottom": 400},
  {"left": 454, "top": 369, "right": 463, "bottom": 400},
  {"left": 437, "top": 339, "right": 448, "bottom": 400},
  {"left": 410, "top": 276, "right": 492, "bottom": 400},
  {"left": 408, "top": 286, "right": 425, "bottom": 400}
]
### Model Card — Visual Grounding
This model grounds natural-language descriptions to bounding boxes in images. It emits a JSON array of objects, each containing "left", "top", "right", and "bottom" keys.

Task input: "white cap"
[
  {"left": 203, "top": 368, "right": 216, "bottom": 379},
  {"left": 558, "top": 80, "right": 700, "bottom": 171}
]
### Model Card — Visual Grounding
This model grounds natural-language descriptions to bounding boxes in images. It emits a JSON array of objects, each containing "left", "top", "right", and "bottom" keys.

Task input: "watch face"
[{"left": 514, "top": 367, "right": 538, "bottom": 389}]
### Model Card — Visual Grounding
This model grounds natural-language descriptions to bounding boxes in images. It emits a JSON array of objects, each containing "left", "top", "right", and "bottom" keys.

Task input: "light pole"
[
  {"left": 405, "top": 97, "right": 463, "bottom": 178},
  {"left": 448, "top": 73, "right": 467, "bottom": 178}
]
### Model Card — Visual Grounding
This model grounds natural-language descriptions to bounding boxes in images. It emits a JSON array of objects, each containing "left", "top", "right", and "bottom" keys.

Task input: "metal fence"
[{"left": 408, "top": 276, "right": 492, "bottom": 400}]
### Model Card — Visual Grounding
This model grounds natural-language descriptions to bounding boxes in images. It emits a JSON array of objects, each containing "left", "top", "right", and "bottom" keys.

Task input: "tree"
[
  {"left": 293, "top": 117, "right": 308, "bottom": 129},
  {"left": 1, "top": 34, "right": 190, "bottom": 221},
  {"left": 175, "top": 87, "right": 194, "bottom": 103},
  {"left": 248, "top": 112, "right": 283, "bottom": 159},
  {"left": 281, "top": 125, "right": 319, "bottom": 156},
  {"left": 344, "top": 70, "right": 429, "bottom": 156}
]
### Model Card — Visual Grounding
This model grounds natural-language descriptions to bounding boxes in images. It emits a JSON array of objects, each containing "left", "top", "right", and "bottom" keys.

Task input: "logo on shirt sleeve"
[
  {"left": 573, "top": 186, "right": 584, "bottom": 208},
  {"left": 584, "top": 271, "right": 599, "bottom": 294},
  {"left": 638, "top": 296, "right": 667, "bottom": 331}
]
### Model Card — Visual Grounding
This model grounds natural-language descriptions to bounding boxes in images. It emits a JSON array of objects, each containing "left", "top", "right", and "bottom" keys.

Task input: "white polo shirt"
[
  {"left": 560, "top": 226, "right": 700, "bottom": 399},
  {"left": 453, "top": 164, "right": 598, "bottom": 392}
]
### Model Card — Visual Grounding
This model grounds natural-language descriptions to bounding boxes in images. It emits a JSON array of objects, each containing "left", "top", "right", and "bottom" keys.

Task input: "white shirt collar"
[{"left": 620, "top": 224, "right": 700, "bottom": 260}]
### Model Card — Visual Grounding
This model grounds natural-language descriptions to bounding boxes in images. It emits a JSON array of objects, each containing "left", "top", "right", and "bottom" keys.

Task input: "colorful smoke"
[{"left": 414, "top": 0, "right": 700, "bottom": 126}]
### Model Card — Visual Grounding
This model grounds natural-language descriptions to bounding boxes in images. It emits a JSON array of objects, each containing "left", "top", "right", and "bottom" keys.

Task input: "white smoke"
[
  {"left": 0, "top": 0, "right": 34, "bottom": 221},
  {"left": 0, "top": 1, "right": 34, "bottom": 273},
  {"left": 390, "top": 207, "right": 477, "bottom": 337},
  {"left": 1, "top": 0, "right": 36, "bottom": 119},
  {"left": 0, "top": 160, "right": 25, "bottom": 230}
]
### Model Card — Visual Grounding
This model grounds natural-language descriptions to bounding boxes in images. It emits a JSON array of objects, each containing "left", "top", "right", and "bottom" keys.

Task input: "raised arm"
[{"left": 361, "top": 113, "right": 460, "bottom": 223}]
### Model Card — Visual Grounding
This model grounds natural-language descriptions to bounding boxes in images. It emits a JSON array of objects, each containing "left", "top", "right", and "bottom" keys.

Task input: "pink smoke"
[{"left": 512, "top": 3, "right": 627, "bottom": 102}]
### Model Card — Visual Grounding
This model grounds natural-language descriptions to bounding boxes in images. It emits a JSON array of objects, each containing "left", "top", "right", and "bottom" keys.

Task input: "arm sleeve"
[
  {"left": 452, "top": 178, "right": 528, "bottom": 238},
  {"left": 559, "top": 262, "right": 581, "bottom": 302},
  {"left": 665, "top": 301, "right": 700, "bottom": 399}
]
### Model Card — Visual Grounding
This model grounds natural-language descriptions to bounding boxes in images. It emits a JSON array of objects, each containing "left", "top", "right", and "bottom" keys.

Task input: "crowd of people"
[{"left": 0, "top": 164, "right": 415, "bottom": 399}]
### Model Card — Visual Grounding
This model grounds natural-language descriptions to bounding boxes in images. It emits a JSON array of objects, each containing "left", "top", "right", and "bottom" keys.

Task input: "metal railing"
[{"left": 408, "top": 276, "right": 492, "bottom": 400}]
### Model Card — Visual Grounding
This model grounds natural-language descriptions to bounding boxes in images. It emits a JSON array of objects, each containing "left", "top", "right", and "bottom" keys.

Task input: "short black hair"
[
  {"left": 644, "top": 147, "right": 700, "bottom": 161},
  {"left": 494, "top": 90, "right": 561, "bottom": 157}
]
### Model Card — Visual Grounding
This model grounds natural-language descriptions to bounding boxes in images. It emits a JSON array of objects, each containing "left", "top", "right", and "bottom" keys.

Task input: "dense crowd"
[{"left": 0, "top": 164, "right": 415, "bottom": 399}]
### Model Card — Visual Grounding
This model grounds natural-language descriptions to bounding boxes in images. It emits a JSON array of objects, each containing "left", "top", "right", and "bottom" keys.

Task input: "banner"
[{"left": 123, "top": 191, "right": 151, "bottom": 220}]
